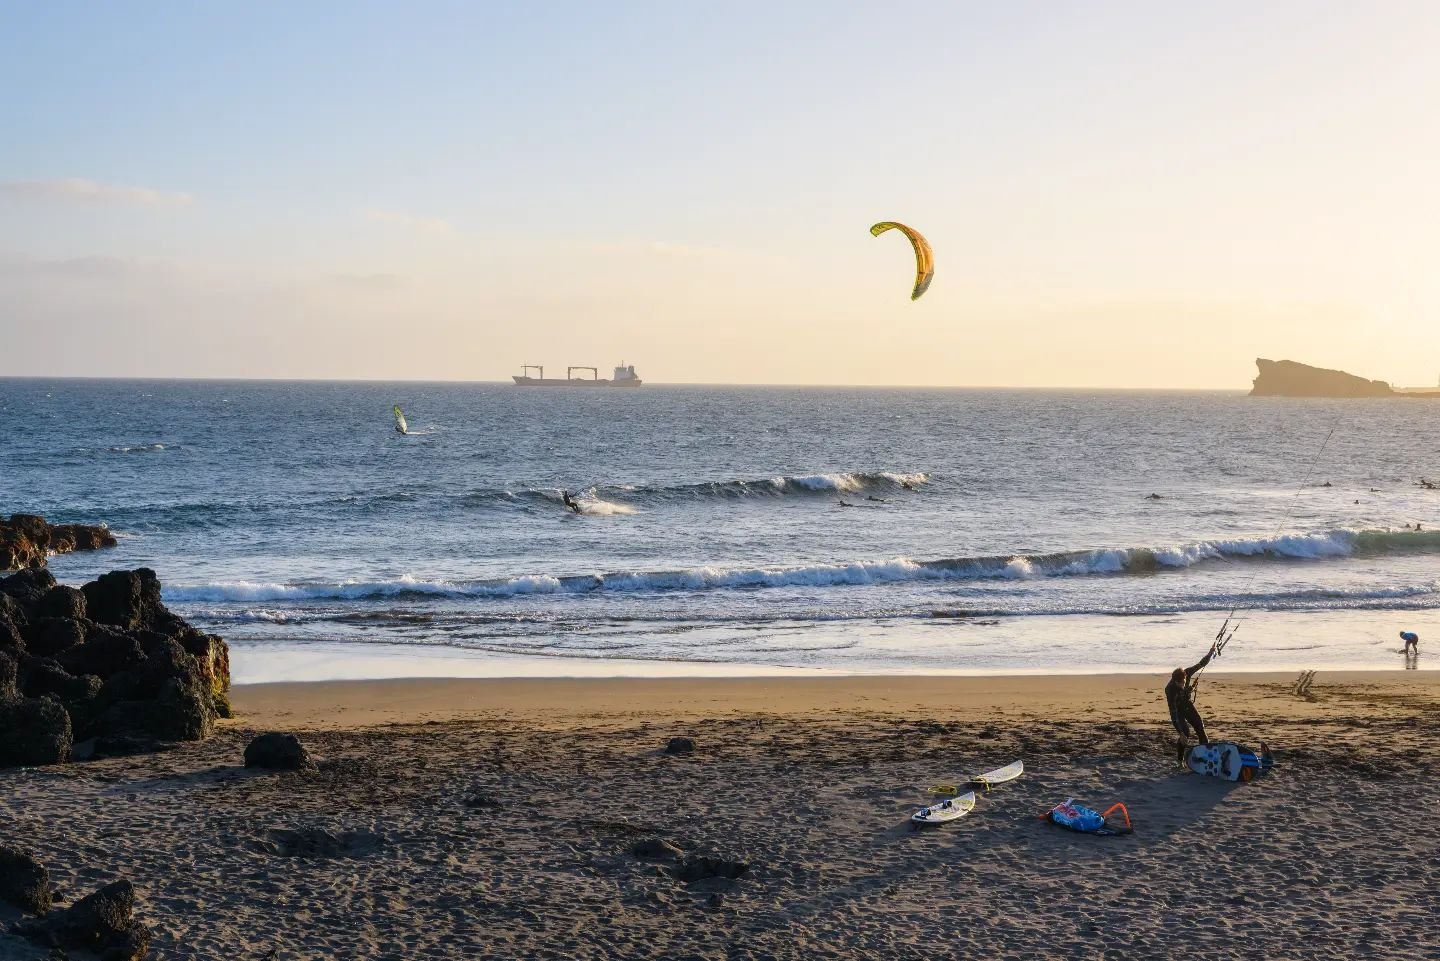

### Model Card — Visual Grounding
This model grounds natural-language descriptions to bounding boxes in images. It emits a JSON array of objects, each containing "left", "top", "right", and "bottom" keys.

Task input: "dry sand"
[{"left": 3, "top": 671, "right": 1438, "bottom": 960}]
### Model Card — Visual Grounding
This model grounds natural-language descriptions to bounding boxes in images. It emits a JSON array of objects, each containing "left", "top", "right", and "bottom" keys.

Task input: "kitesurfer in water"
[
  {"left": 1167, "top": 643, "right": 1216, "bottom": 767},
  {"left": 561, "top": 490, "right": 582, "bottom": 515},
  {"left": 1401, "top": 631, "right": 1420, "bottom": 655}
]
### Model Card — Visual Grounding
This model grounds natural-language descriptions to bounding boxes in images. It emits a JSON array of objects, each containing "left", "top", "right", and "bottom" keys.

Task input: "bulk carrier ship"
[{"left": 512, "top": 363, "right": 643, "bottom": 387}]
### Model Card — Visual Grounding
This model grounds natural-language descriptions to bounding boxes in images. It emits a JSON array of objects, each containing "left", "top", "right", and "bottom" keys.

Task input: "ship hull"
[{"left": 512, "top": 377, "right": 643, "bottom": 387}]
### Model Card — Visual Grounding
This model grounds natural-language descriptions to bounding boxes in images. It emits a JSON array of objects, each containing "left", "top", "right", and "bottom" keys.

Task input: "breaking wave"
[
  {"left": 458, "top": 472, "right": 930, "bottom": 510},
  {"left": 162, "top": 527, "right": 1440, "bottom": 604}
]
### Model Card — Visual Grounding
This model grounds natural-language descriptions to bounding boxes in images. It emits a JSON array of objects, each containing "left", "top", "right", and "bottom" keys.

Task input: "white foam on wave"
[{"left": 161, "top": 527, "right": 1435, "bottom": 605}]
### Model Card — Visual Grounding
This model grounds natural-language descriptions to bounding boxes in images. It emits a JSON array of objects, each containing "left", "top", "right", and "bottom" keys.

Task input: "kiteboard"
[
  {"left": 970, "top": 760, "right": 1023, "bottom": 791},
  {"left": 911, "top": 791, "right": 975, "bottom": 825},
  {"left": 1186, "top": 741, "right": 1273, "bottom": 782}
]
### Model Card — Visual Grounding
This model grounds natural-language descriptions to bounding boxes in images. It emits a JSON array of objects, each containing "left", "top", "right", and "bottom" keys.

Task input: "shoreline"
[{"left": 228, "top": 669, "right": 1437, "bottom": 730}]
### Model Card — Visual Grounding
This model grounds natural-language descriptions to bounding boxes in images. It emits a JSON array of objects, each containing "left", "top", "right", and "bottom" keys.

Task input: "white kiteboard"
[
  {"left": 911, "top": 791, "right": 975, "bottom": 825},
  {"left": 969, "top": 759, "right": 1023, "bottom": 791}
]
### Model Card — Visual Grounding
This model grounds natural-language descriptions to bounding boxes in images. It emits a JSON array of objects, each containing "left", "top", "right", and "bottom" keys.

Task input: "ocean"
[{"left": 3, "top": 378, "right": 1437, "bottom": 681}]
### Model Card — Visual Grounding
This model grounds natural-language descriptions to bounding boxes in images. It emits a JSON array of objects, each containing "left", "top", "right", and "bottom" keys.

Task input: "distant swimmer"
[
  {"left": 1321, "top": 481, "right": 1333, "bottom": 488},
  {"left": 561, "top": 490, "right": 582, "bottom": 514},
  {"left": 836, "top": 498, "right": 855, "bottom": 508},
  {"left": 1420, "top": 478, "right": 1438, "bottom": 490},
  {"left": 1401, "top": 631, "right": 1420, "bottom": 655},
  {"left": 1145, "top": 493, "right": 1163, "bottom": 501},
  {"left": 867, "top": 495, "right": 888, "bottom": 503}
]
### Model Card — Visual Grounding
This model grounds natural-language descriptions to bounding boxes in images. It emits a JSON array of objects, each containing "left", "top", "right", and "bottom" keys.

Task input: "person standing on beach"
[
  {"left": 1166, "top": 643, "right": 1215, "bottom": 767},
  {"left": 1401, "top": 631, "right": 1420, "bottom": 655}
]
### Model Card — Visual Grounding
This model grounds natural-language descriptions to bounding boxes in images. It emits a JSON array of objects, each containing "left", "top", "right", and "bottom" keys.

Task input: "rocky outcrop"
[
  {"left": 16, "top": 879, "right": 152, "bottom": 960},
  {"left": 0, "top": 567, "right": 231, "bottom": 768},
  {"left": 1250, "top": 358, "right": 1403, "bottom": 398},
  {"left": 1, "top": 514, "right": 116, "bottom": 572}
]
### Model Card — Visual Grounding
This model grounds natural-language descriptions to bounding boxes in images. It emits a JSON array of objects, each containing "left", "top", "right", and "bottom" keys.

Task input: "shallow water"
[{"left": 5, "top": 378, "right": 1437, "bottom": 677}]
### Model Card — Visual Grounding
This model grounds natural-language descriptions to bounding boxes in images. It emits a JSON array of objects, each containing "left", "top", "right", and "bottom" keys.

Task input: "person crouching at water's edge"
[{"left": 1167, "top": 643, "right": 1215, "bottom": 766}]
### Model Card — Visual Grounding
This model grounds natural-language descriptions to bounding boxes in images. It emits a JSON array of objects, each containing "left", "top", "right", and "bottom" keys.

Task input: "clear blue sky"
[{"left": 4, "top": 1, "right": 1439, "bottom": 386}]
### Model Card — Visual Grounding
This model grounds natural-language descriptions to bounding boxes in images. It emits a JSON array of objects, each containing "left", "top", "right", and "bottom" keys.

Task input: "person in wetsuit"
[
  {"left": 561, "top": 490, "right": 582, "bottom": 514},
  {"left": 1166, "top": 643, "right": 1215, "bottom": 767}
]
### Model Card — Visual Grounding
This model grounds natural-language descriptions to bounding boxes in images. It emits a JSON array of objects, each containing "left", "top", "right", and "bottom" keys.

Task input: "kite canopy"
[
  {"left": 393, "top": 405, "right": 408, "bottom": 434},
  {"left": 869, "top": 221, "right": 934, "bottom": 300}
]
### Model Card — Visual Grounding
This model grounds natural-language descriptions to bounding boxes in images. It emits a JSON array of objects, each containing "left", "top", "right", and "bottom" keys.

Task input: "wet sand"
[{"left": 2, "top": 671, "right": 1437, "bottom": 959}]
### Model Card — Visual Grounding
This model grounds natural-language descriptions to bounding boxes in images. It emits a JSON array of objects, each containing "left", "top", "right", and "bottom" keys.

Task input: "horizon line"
[{"left": 0, "top": 374, "right": 1255, "bottom": 392}]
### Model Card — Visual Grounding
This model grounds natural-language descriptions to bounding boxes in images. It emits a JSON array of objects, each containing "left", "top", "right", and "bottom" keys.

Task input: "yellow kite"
[{"left": 869, "top": 221, "right": 934, "bottom": 301}]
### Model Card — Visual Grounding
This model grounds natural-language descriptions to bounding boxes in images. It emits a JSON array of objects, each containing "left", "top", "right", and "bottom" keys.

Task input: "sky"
[{"left": 2, "top": 1, "right": 1439, "bottom": 388}]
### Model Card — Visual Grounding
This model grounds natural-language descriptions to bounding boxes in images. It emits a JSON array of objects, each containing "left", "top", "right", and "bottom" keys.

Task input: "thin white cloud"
[
  {"left": 365, "top": 209, "right": 455, "bottom": 236},
  {"left": 0, "top": 178, "right": 193, "bottom": 206}
]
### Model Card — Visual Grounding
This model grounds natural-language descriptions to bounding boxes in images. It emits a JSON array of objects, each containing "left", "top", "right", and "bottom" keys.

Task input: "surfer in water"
[
  {"left": 561, "top": 490, "right": 582, "bottom": 515},
  {"left": 1166, "top": 643, "right": 1216, "bottom": 767}
]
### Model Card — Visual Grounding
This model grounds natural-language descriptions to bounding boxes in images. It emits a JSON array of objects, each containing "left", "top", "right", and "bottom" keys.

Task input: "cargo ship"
[{"left": 512, "top": 363, "right": 643, "bottom": 387}]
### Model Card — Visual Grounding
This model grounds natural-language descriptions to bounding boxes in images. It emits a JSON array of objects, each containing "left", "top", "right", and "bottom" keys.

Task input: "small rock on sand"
[
  {"left": 0, "top": 845, "right": 54, "bottom": 914},
  {"left": 629, "top": 837, "right": 684, "bottom": 860},
  {"left": 243, "top": 732, "right": 316, "bottom": 771},
  {"left": 17, "top": 879, "right": 151, "bottom": 961},
  {"left": 671, "top": 855, "right": 749, "bottom": 883}
]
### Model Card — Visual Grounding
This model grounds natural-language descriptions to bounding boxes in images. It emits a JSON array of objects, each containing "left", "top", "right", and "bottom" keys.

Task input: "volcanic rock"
[
  {"left": 22, "top": 617, "right": 87, "bottom": 658},
  {"left": 0, "top": 515, "right": 115, "bottom": 572},
  {"left": 0, "top": 567, "right": 231, "bottom": 767},
  {"left": 0, "top": 650, "right": 18, "bottom": 700},
  {"left": 36, "top": 586, "right": 87, "bottom": 620},
  {"left": 82, "top": 569, "right": 178, "bottom": 634},
  {"left": 244, "top": 732, "right": 316, "bottom": 771},
  {"left": 672, "top": 854, "right": 750, "bottom": 883},
  {"left": 0, "top": 694, "right": 72, "bottom": 765},
  {"left": 18, "top": 879, "right": 151, "bottom": 960},
  {"left": 1, "top": 567, "right": 57, "bottom": 605},
  {"left": 0, "top": 845, "right": 53, "bottom": 914}
]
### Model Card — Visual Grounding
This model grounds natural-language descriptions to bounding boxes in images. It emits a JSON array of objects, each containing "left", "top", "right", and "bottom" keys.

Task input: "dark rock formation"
[
  {"left": 267, "top": 827, "right": 384, "bottom": 858},
  {"left": 664, "top": 736, "right": 695, "bottom": 755},
  {"left": 1, "top": 515, "right": 116, "bottom": 572},
  {"left": 0, "top": 845, "right": 54, "bottom": 914},
  {"left": 17, "top": 879, "right": 152, "bottom": 960},
  {"left": 0, "top": 567, "right": 231, "bottom": 768},
  {"left": 244, "top": 732, "right": 316, "bottom": 771},
  {"left": 630, "top": 837, "right": 684, "bottom": 859},
  {"left": 1251, "top": 359, "right": 1394, "bottom": 398},
  {"left": 672, "top": 854, "right": 750, "bottom": 883},
  {"left": 0, "top": 694, "right": 72, "bottom": 766},
  {"left": 83, "top": 569, "right": 183, "bottom": 635},
  {"left": 0, "top": 650, "right": 17, "bottom": 700},
  {"left": 1, "top": 567, "right": 58, "bottom": 605}
]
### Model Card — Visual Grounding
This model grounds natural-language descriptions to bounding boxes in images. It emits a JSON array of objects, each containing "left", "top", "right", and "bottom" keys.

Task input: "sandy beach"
[{"left": 2, "top": 670, "right": 1437, "bottom": 960}]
